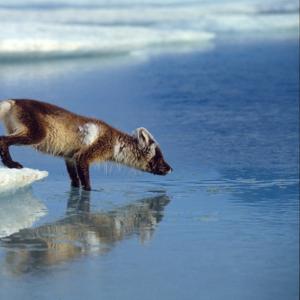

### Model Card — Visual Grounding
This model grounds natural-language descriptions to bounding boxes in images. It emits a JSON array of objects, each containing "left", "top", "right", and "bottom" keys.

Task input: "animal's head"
[{"left": 133, "top": 127, "right": 172, "bottom": 176}]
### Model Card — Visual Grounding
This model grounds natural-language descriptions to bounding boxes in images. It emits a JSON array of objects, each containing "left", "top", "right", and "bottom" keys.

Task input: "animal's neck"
[{"left": 112, "top": 132, "right": 143, "bottom": 169}]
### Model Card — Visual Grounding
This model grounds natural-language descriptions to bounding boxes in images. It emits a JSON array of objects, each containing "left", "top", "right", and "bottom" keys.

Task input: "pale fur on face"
[
  {"left": 79, "top": 123, "right": 100, "bottom": 145},
  {"left": 113, "top": 127, "right": 158, "bottom": 171}
]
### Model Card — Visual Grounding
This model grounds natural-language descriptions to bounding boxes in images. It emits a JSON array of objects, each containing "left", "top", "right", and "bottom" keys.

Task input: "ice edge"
[{"left": 0, "top": 167, "right": 48, "bottom": 193}]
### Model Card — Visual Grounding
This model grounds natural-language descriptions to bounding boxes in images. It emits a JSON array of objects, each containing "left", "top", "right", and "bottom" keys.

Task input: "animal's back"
[{"left": 0, "top": 99, "right": 103, "bottom": 157}]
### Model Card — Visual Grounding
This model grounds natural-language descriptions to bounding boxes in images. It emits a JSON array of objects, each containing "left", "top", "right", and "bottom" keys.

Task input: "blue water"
[{"left": 0, "top": 39, "right": 299, "bottom": 299}]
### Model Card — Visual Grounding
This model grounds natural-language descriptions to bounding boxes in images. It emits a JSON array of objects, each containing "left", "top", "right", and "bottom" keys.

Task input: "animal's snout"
[{"left": 154, "top": 162, "right": 173, "bottom": 176}]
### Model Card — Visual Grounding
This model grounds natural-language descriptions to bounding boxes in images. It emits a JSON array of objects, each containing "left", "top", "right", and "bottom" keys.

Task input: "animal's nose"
[
  {"left": 163, "top": 164, "right": 172, "bottom": 174},
  {"left": 156, "top": 163, "right": 173, "bottom": 176}
]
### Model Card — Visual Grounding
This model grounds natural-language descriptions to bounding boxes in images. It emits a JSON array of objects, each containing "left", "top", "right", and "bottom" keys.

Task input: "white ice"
[
  {"left": 0, "top": 166, "right": 48, "bottom": 193},
  {"left": 0, "top": 0, "right": 297, "bottom": 59}
]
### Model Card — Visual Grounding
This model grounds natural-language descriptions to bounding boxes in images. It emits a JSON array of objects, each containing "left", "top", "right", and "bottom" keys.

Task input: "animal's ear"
[{"left": 133, "top": 127, "right": 155, "bottom": 147}]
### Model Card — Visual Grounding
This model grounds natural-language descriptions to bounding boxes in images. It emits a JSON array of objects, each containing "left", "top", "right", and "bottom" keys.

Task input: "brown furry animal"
[{"left": 0, "top": 99, "right": 172, "bottom": 190}]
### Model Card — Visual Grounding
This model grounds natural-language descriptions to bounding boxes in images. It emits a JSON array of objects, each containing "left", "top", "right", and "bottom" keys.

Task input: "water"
[{"left": 0, "top": 2, "right": 299, "bottom": 299}]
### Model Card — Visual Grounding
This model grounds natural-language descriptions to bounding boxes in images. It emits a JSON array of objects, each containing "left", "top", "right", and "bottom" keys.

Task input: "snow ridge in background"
[
  {"left": 0, "top": 0, "right": 298, "bottom": 61},
  {"left": 0, "top": 166, "right": 48, "bottom": 193}
]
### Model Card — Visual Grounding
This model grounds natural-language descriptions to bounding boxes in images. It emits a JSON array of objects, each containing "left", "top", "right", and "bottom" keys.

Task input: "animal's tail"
[{"left": 0, "top": 100, "right": 14, "bottom": 120}]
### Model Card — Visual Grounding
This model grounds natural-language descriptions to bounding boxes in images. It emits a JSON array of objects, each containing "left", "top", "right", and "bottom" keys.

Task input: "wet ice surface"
[{"left": 0, "top": 40, "right": 299, "bottom": 299}]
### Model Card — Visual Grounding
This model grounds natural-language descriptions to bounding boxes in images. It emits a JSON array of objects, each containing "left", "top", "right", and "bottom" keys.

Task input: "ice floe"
[{"left": 0, "top": 166, "right": 48, "bottom": 193}]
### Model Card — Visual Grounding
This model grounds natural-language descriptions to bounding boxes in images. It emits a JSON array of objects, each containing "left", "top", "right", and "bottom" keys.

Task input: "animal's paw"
[
  {"left": 83, "top": 185, "right": 91, "bottom": 191},
  {"left": 71, "top": 180, "right": 80, "bottom": 188},
  {"left": 6, "top": 160, "right": 23, "bottom": 169}
]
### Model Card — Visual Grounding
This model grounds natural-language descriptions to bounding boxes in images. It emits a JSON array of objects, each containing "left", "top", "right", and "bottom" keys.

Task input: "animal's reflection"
[{"left": 1, "top": 189, "right": 170, "bottom": 275}]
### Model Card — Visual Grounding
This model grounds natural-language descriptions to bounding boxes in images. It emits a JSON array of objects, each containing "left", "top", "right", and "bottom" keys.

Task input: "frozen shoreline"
[
  {"left": 0, "top": 0, "right": 298, "bottom": 62},
  {"left": 0, "top": 166, "right": 48, "bottom": 193}
]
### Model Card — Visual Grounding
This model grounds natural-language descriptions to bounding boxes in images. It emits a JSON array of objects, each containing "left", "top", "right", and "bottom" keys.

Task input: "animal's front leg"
[
  {"left": 74, "top": 141, "right": 111, "bottom": 191},
  {"left": 76, "top": 158, "right": 91, "bottom": 191},
  {"left": 65, "top": 159, "right": 80, "bottom": 188}
]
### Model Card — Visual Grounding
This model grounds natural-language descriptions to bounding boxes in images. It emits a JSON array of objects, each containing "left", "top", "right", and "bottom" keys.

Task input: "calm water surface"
[{"left": 0, "top": 40, "right": 299, "bottom": 300}]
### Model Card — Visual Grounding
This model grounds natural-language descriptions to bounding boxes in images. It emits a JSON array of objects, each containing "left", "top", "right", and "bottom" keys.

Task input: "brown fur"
[{"left": 0, "top": 99, "right": 172, "bottom": 190}]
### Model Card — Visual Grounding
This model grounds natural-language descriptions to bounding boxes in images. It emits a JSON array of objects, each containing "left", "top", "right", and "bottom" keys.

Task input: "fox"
[{"left": 0, "top": 99, "right": 172, "bottom": 190}]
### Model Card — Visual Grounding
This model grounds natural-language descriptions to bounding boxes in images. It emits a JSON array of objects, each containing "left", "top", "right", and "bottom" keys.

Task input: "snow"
[{"left": 0, "top": 166, "right": 48, "bottom": 193}]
